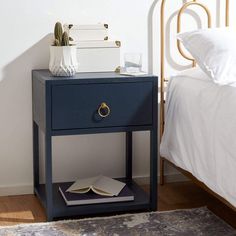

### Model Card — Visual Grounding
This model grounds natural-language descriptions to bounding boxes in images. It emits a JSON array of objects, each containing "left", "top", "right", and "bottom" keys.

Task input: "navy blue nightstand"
[{"left": 32, "top": 71, "right": 158, "bottom": 221}]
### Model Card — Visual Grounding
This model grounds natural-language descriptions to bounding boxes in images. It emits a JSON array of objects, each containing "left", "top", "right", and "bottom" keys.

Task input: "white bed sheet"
[{"left": 160, "top": 67, "right": 236, "bottom": 207}]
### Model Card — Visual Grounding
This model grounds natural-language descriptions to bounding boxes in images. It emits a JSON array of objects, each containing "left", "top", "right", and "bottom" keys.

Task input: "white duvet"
[{"left": 160, "top": 67, "right": 236, "bottom": 207}]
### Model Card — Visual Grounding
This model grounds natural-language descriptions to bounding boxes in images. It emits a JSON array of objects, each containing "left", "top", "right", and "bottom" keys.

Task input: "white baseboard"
[
  {"left": 0, "top": 173, "right": 189, "bottom": 197},
  {"left": 0, "top": 185, "right": 33, "bottom": 197}
]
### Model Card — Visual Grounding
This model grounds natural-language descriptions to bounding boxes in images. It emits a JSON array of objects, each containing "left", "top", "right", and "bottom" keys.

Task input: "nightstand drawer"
[{"left": 52, "top": 82, "right": 153, "bottom": 130}]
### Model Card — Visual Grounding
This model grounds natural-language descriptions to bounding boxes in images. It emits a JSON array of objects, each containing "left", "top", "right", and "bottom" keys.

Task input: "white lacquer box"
[
  {"left": 76, "top": 41, "right": 121, "bottom": 73},
  {"left": 64, "top": 24, "right": 109, "bottom": 42}
]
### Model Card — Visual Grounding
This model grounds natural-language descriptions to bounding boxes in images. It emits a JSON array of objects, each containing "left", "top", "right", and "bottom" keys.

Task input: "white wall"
[{"left": 0, "top": 0, "right": 157, "bottom": 194}]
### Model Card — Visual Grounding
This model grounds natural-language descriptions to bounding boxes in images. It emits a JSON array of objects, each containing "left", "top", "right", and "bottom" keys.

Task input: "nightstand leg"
[
  {"left": 150, "top": 129, "right": 157, "bottom": 211},
  {"left": 126, "top": 132, "right": 133, "bottom": 181},
  {"left": 33, "top": 122, "right": 39, "bottom": 189},
  {"left": 45, "top": 133, "right": 53, "bottom": 221}
]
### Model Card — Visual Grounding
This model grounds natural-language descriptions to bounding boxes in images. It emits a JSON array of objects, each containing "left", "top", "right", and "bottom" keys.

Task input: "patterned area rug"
[{"left": 0, "top": 207, "right": 235, "bottom": 236}]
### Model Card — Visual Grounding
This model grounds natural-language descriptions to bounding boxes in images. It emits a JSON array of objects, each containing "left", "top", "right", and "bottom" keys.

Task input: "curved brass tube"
[
  {"left": 177, "top": 1, "right": 212, "bottom": 67},
  {"left": 226, "top": 0, "right": 229, "bottom": 26},
  {"left": 160, "top": 0, "right": 166, "bottom": 137}
]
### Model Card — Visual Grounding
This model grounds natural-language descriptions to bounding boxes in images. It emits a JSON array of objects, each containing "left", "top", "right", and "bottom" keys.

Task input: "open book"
[{"left": 66, "top": 175, "right": 126, "bottom": 196}]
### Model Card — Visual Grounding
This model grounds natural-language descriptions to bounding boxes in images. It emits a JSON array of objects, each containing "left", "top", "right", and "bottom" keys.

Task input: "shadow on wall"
[
  {"left": 2, "top": 33, "right": 52, "bottom": 83},
  {"left": 0, "top": 33, "right": 53, "bottom": 105},
  {"left": 0, "top": 33, "right": 53, "bottom": 132},
  {"left": 216, "top": 0, "right": 221, "bottom": 27},
  {"left": 1, "top": 34, "right": 53, "bottom": 100},
  {"left": 0, "top": 34, "right": 52, "bottom": 183},
  {"left": 147, "top": 0, "right": 159, "bottom": 74}
]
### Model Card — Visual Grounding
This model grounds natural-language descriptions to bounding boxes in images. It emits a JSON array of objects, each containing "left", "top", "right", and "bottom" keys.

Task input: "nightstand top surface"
[{"left": 32, "top": 70, "right": 157, "bottom": 84}]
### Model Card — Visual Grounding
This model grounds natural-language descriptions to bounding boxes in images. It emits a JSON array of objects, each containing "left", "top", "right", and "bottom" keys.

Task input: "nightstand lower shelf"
[{"left": 34, "top": 179, "right": 150, "bottom": 219}]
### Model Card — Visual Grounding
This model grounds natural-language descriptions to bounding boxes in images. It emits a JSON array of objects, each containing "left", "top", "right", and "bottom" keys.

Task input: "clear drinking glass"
[{"left": 124, "top": 53, "right": 142, "bottom": 73}]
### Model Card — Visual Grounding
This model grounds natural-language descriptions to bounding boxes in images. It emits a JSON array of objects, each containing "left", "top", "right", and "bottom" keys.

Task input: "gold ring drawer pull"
[{"left": 98, "top": 102, "right": 111, "bottom": 118}]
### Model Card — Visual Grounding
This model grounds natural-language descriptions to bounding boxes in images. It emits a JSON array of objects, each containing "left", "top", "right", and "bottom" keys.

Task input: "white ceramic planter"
[{"left": 49, "top": 46, "right": 78, "bottom": 77}]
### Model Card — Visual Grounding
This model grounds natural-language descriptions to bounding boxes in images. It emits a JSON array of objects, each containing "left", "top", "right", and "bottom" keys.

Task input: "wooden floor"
[{"left": 0, "top": 181, "right": 235, "bottom": 228}]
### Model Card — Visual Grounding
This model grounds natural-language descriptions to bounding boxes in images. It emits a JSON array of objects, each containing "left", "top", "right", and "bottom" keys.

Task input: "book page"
[
  {"left": 67, "top": 188, "right": 90, "bottom": 194},
  {"left": 93, "top": 176, "right": 126, "bottom": 196},
  {"left": 66, "top": 176, "right": 99, "bottom": 193},
  {"left": 91, "top": 186, "right": 112, "bottom": 196}
]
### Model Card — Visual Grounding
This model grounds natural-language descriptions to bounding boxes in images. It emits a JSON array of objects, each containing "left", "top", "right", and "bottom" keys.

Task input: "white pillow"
[{"left": 177, "top": 27, "right": 236, "bottom": 85}]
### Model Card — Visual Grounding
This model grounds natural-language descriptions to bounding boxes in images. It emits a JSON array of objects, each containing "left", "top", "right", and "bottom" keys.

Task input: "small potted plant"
[{"left": 49, "top": 22, "right": 78, "bottom": 77}]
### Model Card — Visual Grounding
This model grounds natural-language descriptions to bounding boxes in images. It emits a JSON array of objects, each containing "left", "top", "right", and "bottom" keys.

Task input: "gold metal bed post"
[
  {"left": 159, "top": 0, "right": 229, "bottom": 185},
  {"left": 226, "top": 0, "right": 229, "bottom": 26},
  {"left": 159, "top": 0, "right": 166, "bottom": 185}
]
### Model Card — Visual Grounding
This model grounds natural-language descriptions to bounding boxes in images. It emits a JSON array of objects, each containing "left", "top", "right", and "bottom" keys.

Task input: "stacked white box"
[
  {"left": 64, "top": 24, "right": 109, "bottom": 42},
  {"left": 64, "top": 24, "right": 121, "bottom": 73}
]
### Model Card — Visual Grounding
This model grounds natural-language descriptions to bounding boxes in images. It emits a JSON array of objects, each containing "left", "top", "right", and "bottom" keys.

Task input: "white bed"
[{"left": 160, "top": 67, "right": 236, "bottom": 207}]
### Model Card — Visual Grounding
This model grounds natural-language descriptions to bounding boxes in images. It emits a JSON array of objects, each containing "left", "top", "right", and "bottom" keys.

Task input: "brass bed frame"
[{"left": 159, "top": 0, "right": 236, "bottom": 210}]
